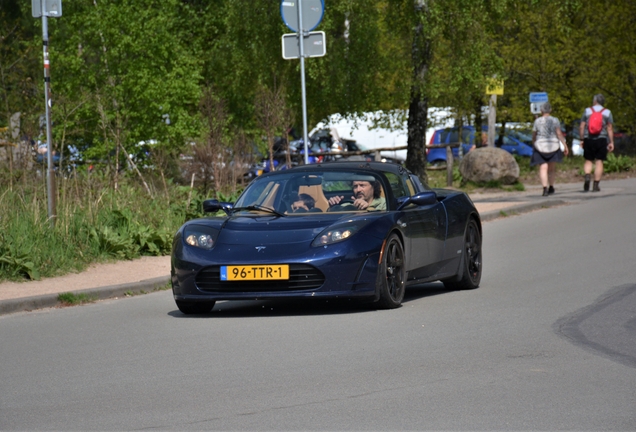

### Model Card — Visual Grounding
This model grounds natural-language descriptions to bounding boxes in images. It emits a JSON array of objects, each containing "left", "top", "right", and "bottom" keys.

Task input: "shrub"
[
  {"left": 0, "top": 170, "right": 235, "bottom": 282},
  {"left": 604, "top": 153, "right": 634, "bottom": 173}
]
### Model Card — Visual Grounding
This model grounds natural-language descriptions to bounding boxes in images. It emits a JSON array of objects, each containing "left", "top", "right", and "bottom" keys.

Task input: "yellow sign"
[{"left": 486, "top": 78, "right": 504, "bottom": 95}]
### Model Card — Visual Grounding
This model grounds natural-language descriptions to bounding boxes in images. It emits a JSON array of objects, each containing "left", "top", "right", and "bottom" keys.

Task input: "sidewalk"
[{"left": 1, "top": 178, "right": 628, "bottom": 316}]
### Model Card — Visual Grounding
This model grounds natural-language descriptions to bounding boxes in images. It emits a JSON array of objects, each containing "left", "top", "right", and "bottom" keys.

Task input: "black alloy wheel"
[
  {"left": 376, "top": 233, "right": 406, "bottom": 309},
  {"left": 443, "top": 218, "right": 482, "bottom": 290}
]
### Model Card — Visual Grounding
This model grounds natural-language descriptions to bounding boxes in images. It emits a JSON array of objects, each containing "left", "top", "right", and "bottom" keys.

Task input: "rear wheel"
[
  {"left": 443, "top": 218, "right": 482, "bottom": 290},
  {"left": 176, "top": 300, "right": 216, "bottom": 315},
  {"left": 376, "top": 233, "right": 406, "bottom": 309}
]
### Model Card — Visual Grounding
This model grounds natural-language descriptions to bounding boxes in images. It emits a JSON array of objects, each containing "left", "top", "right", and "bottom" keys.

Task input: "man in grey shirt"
[{"left": 579, "top": 94, "right": 614, "bottom": 192}]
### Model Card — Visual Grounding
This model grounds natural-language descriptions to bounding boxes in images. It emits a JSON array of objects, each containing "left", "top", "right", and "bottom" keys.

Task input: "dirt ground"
[{"left": 0, "top": 256, "right": 171, "bottom": 301}]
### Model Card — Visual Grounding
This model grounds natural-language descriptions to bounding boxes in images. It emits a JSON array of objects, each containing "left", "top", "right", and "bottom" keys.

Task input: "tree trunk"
[
  {"left": 406, "top": 93, "right": 428, "bottom": 181},
  {"left": 405, "top": 0, "right": 432, "bottom": 183},
  {"left": 474, "top": 96, "right": 484, "bottom": 147}
]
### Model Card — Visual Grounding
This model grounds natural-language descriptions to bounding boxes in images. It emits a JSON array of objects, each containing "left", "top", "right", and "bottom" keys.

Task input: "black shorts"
[
  {"left": 583, "top": 137, "right": 608, "bottom": 161},
  {"left": 530, "top": 149, "right": 564, "bottom": 166}
]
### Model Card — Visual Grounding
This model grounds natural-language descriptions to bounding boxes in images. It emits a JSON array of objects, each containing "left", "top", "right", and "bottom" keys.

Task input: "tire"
[
  {"left": 176, "top": 300, "right": 216, "bottom": 315},
  {"left": 443, "top": 218, "right": 482, "bottom": 290},
  {"left": 376, "top": 233, "right": 406, "bottom": 309}
]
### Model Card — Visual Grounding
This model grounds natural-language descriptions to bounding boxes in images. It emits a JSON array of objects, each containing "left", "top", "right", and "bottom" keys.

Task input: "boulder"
[{"left": 458, "top": 147, "right": 520, "bottom": 184}]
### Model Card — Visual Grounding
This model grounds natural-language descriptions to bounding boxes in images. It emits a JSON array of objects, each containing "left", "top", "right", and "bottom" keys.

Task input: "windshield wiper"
[{"left": 230, "top": 205, "right": 285, "bottom": 217}]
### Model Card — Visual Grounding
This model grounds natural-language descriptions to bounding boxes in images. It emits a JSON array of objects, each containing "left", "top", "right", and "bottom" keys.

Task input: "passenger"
[
  {"left": 291, "top": 193, "right": 316, "bottom": 213},
  {"left": 328, "top": 179, "right": 386, "bottom": 210}
]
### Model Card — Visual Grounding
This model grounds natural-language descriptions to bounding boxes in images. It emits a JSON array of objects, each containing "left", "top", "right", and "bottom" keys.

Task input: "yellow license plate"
[{"left": 220, "top": 265, "right": 289, "bottom": 281}]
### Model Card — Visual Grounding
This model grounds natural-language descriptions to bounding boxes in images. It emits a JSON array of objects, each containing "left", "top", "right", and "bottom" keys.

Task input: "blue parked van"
[{"left": 426, "top": 126, "right": 533, "bottom": 164}]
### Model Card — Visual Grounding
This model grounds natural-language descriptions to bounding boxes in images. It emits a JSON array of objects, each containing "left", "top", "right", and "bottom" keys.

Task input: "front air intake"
[{"left": 195, "top": 264, "right": 325, "bottom": 292}]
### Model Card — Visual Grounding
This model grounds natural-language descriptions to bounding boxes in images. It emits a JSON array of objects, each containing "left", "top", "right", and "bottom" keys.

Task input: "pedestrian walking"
[
  {"left": 579, "top": 94, "right": 614, "bottom": 192},
  {"left": 531, "top": 102, "right": 569, "bottom": 196}
]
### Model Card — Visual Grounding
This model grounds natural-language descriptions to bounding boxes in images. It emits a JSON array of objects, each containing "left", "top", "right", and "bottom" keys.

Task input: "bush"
[
  {"left": 604, "top": 153, "right": 634, "bottom": 173},
  {"left": 0, "top": 171, "right": 237, "bottom": 282}
]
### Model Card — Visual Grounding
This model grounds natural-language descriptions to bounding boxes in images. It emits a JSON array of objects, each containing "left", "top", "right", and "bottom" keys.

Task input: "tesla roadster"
[{"left": 171, "top": 161, "right": 482, "bottom": 314}]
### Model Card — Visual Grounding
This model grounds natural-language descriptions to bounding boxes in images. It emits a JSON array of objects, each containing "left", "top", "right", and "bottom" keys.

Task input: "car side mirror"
[
  {"left": 397, "top": 191, "right": 438, "bottom": 210},
  {"left": 203, "top": 199, "right": 233, "bottom": 215}
]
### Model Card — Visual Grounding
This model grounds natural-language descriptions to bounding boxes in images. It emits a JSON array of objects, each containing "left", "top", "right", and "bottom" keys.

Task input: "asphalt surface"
[
  {"left": 0, "top": 178, "right": 631, "bottom": 317},
  {"left": 1, "top": 184, "right": 635, "bottom": 430}
]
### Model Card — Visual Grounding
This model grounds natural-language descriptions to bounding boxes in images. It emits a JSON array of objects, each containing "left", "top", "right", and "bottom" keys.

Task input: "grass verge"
[
  {"left": 57, "top": 292, "right": 98, "bottom": 305},
  {"left": 0, "top": 171, "right": 242, "bottom": 283}
]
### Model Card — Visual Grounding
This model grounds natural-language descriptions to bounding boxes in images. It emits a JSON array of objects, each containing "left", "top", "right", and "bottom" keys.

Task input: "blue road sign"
[
  {"left": 281, "top": 0, "right": 324, "bottom": 33},
  {"left": 529, "top": 92, "right": 549, "bottom": 103}
]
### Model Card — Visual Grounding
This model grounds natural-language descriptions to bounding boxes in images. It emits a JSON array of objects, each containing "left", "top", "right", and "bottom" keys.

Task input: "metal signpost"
[
  {"left": 280, "top": 0, "right": 325, "bottom": 164},
  {"left": 32, "top": 0, "right": 62, "bottom": 226},
  {"left": 485, "top": 78, "right": 504, "bottom": 147}
]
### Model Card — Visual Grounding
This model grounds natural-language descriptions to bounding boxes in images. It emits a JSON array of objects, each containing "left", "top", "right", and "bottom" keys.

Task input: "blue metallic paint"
[{"left": 170, "top": 162, "right": 481, "bottom": 311}]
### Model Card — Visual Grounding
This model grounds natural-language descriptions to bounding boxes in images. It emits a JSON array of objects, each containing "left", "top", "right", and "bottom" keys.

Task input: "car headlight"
[
  {"left": 183, "top": 225, "right": 219, "bottom": 250},
  {"left": 311, "top": 219, "right": 368, "bottom": 247}
]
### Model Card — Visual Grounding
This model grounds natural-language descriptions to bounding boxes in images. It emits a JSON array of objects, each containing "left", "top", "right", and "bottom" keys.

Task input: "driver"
[{"left": 328, "top": 180, "right": 386, "bottom": 210}]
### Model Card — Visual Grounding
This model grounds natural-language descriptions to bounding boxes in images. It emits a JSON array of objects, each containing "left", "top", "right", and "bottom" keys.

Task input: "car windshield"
[
  {"left": 348, "top": 142, "right": 367, "bottom": 151},
  {"left": 234, "top": 170, "right": 388, "bottom": 214}
]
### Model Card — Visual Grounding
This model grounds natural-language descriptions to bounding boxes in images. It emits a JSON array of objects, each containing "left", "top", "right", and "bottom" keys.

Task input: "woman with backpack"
[
  {"left": 532, "top": 102, "right": 569, "bottom": 196},
  {"left": 579, "top": 94, "right": 614, "bottom": 192}
]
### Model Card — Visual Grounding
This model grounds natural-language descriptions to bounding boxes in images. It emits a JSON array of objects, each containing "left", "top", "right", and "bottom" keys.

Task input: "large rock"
[{"left": 458, "top": 147, "right": 520, "bottom": 184}]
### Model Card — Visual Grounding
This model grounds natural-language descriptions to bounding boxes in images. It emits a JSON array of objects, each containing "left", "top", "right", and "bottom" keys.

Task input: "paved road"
[{"left": 1, "top": 182, "right": 635, "bottom": 430}]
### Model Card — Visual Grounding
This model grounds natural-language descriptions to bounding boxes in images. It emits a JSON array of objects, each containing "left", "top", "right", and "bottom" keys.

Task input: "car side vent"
[{"left": 195, "top": 264, "right": 325, "bottom": 292}]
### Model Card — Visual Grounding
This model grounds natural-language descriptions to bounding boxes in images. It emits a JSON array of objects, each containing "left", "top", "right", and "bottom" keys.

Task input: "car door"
[{"left": 387, "top": 173, "right": 446, "bottom": 280}]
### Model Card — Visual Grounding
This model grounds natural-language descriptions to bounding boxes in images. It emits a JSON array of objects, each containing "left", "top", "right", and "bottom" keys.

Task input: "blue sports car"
[{"left": 171, "top": 161, "right": 482, "bottom": 314}]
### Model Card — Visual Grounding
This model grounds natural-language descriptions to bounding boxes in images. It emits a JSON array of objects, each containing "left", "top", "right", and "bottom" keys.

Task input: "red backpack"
[{"left": 587, "top": 107, "right": 606, "bottom": 135}]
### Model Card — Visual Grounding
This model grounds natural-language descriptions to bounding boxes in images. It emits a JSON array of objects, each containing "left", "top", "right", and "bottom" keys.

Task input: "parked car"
[
  {"left": 245, "top": 129, "right": 401, "bottom": 180},
  {"left": 243, "top": 136, "right": 315, "bottom": 180},
  {"left": 171, "top": 161, "right": 483, "bottom": 314},
  {"left": 426, "top": 125, "right": 534, "bottom": 164},
  {"left": 310, "top": 111, "right": 409, "bottom": 162}
]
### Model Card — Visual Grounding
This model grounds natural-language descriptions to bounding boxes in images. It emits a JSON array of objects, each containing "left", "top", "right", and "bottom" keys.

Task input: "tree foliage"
[{"left": 1, "top": 0, "right": 635, "bottom": 188}]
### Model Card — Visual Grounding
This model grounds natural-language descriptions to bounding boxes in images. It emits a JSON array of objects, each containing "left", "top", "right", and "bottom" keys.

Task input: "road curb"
[
  {"left": 0, "top": 276, "right": 170, "bottom": 317},
  {"left": 479, "top": 199, "right": 568, "bottom": 222}
]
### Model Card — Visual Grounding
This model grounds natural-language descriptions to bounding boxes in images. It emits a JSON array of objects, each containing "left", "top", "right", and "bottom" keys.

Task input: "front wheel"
[
  {"left": 176, "top": 300, "right": 216, "bottom": 315},
  {"left": 376, "top": 233, "right": 406, "bottom": 309},
  {"left": 443, "top": 218, "right": 482, "bottom": 290}
]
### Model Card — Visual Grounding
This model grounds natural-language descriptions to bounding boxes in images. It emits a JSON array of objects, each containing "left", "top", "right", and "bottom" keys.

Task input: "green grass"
[
  {"left": 57, "top": 292, "right": 98, "bottom": 305},
  {"left": 124, "top": 282, "right": 172, "bottom": 297},
  {"left": 0, "top": 170, "right": 242, "bottom": 282}
]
